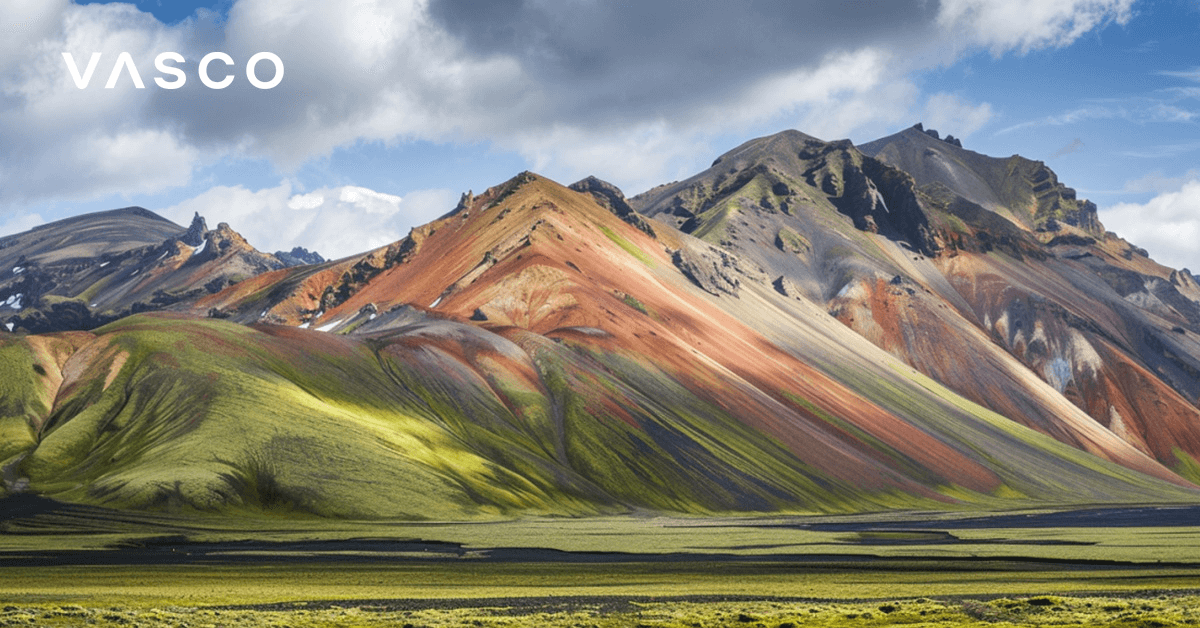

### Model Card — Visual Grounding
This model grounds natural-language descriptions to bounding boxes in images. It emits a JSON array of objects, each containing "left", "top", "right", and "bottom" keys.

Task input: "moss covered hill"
[
  {"left": 636, "top": 127, "right": 1200, "bottom": 487},
  {"left": 1, "top": 173, "right": 1198, "bottom": 518},
  {"left": 0, "top": 210, "right": 288, "bottom": 335}
]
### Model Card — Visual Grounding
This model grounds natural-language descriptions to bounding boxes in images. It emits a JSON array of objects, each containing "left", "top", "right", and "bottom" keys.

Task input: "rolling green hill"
[{"left": 3, "top": 171, "right": 1199, "bottom": 518}]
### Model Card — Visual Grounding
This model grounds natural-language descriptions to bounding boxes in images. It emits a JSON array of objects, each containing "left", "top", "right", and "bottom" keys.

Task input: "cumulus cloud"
[
  {"left": 921, "top": 92, "right": 995, "bottom": 138},
  {"left": 0, "top": 212, "right": 45, "bottom": 238},
  {"left": 1103, "top": 179, "right": 1200, "bottom": 272},
  {"left": 160, "top": 182, "right": 456, "bottom": 259},
  {"left": 0, "top": 0, "right": 1139, "bottom": 218},
  {"left": 937, "top": 0, "right": 1133, "bottom": 55},
  {"left": 1121, "top": 169, "right": 1200, "bottom": 193},
  {"left": 0, "top": 2, "right": 205, "bottom": 204}
]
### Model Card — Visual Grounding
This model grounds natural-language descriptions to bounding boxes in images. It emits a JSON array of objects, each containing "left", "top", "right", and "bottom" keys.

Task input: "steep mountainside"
[
  {"left": 0, "top": 210, "right": 288, "bottom": 334},
  {"left": 860, "top": 123, "right": 1104, "bottom": 235},
  {"left": 2, "top": 172, "right": 1196, "bottom": 518},
  {"left": 635, "top": 126, "right": 1200, "bottom": 483}
]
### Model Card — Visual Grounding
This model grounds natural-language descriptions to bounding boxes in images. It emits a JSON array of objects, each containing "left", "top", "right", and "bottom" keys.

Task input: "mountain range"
[{"left": 3, "top": 124, "right": 1200, "bottom": 518}]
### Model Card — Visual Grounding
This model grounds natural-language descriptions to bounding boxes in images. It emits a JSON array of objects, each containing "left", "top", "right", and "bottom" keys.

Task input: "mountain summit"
[
  {"left": 0, "top": 209, "right": 285, "bottom": 333},
  {"left": 3, "top": 128, "right": 1200, "bottom": 518}
]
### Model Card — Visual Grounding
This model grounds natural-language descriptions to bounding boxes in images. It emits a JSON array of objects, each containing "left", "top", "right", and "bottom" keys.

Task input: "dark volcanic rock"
[
  {"left": 831, "top": 154, "right": 938, "bottom": 256},
  {"left": 274, "top": 247, "right": 326, "bottom": 267},
  {"left": 570, "top": 176, "right": 656, "bottom": 237},
  {"left": 671, "top": 246, "right": 742, "bottom": 297},
  {"left": 773, "top": 275, "right": 803, "bottom": 299},
  {"left": 182, "top": 212, "right": 208, "bottom": 247}
]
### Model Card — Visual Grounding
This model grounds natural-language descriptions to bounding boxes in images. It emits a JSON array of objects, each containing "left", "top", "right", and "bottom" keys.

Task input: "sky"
[{"left": 0, "top": 0, "right": 1197, "bottom": 269}]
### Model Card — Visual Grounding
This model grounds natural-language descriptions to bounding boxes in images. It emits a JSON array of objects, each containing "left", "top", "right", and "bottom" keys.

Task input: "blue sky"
[{"left": 0, "top": 0, "right": 1197, "bottom": 268}]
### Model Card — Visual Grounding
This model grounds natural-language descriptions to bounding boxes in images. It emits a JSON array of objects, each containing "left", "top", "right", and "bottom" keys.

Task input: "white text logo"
[{"left": 62, "top": 52, "right": 284, "bottom": 89}]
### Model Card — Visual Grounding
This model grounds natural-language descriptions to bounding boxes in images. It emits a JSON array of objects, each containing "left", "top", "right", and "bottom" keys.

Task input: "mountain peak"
[
  {"left": 862, "top": 125, "right": 1104, "bottom": 237},
  {"left": 710, "top": 128, "right": 826, "bottom": 169},
  {"left": 182, "top": 212, "right": 208, "bottom": 247},
  {"left": 274, "top": 247, "right": 326, "bottom": 267},
  {"left": 569, "top": 176, "right": 656, "bottom": 237},
  {"left": 907, "top": 122, "right": 964, "bottom": 148}
]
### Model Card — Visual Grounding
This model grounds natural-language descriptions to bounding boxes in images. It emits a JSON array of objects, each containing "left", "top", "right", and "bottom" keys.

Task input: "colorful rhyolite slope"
[
  {"left": 634, "top": 127, "right": 1200, "bottom": 486},
  {"left": 2, "top": 169, "right": 1198, "bottom": 518}
]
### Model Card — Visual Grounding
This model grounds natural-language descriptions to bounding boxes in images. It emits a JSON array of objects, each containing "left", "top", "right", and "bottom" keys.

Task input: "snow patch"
[
  {"left": 4, "top": 322, "right": 12, "bottom": 332},
  {"left": 872, "top": 188, "right": 890, "bottom": 213},
  {"left": 90, "top": 303, "right": 97, "bottom": 308},
  {"left": 193, "top": 239, "right": 208, "bottom": 255},
  {"left": 5, "top": 294, "right": 23, "bottom": 310},
  {"left": 430, "top": 296, "right": 443, "bottom": 308},
  {"left": 368, "top": 313, "right": 377, "bottom": 321},
  {"left": 316, "top": 320, "right": 341, "bottom": 332},
  {"left": 298, "top": 322, "right": 310, "bottom": 329},
  {"left": 1043, "top": 357, "right": 1073, "bottom": 393},
  {"left": 12, "top": 266, "right": 24, "bottom": 274},
  {"left": 99, "top": 261, "right": 109, "bottom": 267}
]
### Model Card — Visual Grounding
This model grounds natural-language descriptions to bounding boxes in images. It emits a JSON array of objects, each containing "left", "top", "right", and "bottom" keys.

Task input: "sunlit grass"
[{"left": 3, "top": 575, "right": 1200, "bottom": 627}]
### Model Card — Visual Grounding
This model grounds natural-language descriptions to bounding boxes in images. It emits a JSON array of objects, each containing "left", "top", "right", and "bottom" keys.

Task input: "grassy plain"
[{"left": 4, "top": 506, "right": 1200, "bottom": 626}]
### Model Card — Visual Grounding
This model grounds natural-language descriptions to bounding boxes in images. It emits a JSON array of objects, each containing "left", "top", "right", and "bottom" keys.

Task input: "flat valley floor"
[{"left": 3, "top": 498, "right": 1200, "bottom": 626}]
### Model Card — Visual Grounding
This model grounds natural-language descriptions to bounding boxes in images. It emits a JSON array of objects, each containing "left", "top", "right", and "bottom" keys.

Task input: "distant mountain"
[
  {"left": 274, "top": 247, "right": 326, "bottom": 267},
  {"left": 859, "top": 124, "right": 1104, "bottom": 236},
  {"left": 0, "top": 210, "right": 285, "bottom": 333},
  {"left": 636, "top": 125, "right": 1200, "bottom": 485},
  {"left": 2, "top": 170, "right": 1196, "bottom": 518}
]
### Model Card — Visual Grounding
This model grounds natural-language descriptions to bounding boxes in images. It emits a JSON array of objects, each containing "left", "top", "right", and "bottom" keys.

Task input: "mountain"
[
  {"left": 273, "top": 247, "right": 326, "bottom": 267},
  {"left": 0, "top": 210, "right": 286, "bottom": 334},
  {"left": 2, "top": 171, "right": 1197, "bottom": 518},
  {"left": 635, "top": 125, "right": 1200, "bottom": 485},
  {"left": 859, "top": 123, "right": 1104, "bottom": 235}
]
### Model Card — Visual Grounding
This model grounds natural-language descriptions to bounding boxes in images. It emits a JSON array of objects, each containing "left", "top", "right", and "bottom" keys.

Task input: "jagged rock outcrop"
[
  {"left": 274, "top": 247, "right": 326, "bottom": 267},
  {"left": 1026, "top": 164, "right": 1104, "bottom": 236},
  {"left": 671, "top": 245, "right": 745, "bottom": 296},
  {"left": 773, "top": 275, "right": 803, "bottom": 299},
  {"left": 0, "top": 208, "right": 290, "bottom": 333},
  {"left": 454, "top": 190, "right": 474, "bottom": 214},
  {"left": 182, "top": 212, "right": 208, "bottom": 247},
  {"left": 914, "top": 123, "right": 963, "bottom": 148},
  {"left": 570, "top": 176, "right": 656, "bottom": 237}
]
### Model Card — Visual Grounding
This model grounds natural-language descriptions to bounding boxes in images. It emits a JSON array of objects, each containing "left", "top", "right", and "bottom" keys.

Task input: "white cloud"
[
  {"left": 1121, "top": 169, "right": 1200, "bottom": 194},
  {"left": 1159, "top": 68, "right": 1200, "bottom": 82},
  {"left": 0, "top": 2, "right": 205, "bottom": 204},
  {"left": 0, "top": 0, "right": 1139, "bottom": 220},
  {"left": 0, "top": 212, "right": 45, "bottom": 238},
  {"left": 997, "top": 100, "right": 1199, "bottom": 136},
  {"left": 921, "top": 93, "right": 995, "bottom": 138},
  {"left": 1103, "top": 179, "right": 1200, "bottom": 272},
  {"left": 160, "top": 181, "right": 455, "bottom": 259},
  {"left": 937, "top": 0, "right": 1134, "bottom": 55}
]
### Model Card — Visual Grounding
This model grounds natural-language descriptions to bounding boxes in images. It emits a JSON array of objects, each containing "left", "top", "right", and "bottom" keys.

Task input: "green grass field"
[
  {"left": 5, "top": 508, "right": 1200, "bottom": 626},
  {"left": 2, "top": 567, "right": 1200, "bottom": 627}
]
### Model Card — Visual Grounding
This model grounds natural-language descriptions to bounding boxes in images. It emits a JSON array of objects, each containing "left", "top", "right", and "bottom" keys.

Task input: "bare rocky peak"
[{"left": 182, "top": 212, "right": 208, "bottom": 247}]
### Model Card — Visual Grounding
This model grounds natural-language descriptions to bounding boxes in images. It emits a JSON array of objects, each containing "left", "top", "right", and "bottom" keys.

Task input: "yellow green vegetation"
[
  {"left": 596, "top": 223, "right": 655, "bottom": 267},
  {"left": 3, "top": 577, "right": 1200, "bottom": 628},
  {"left": 775, "top": 227, "right": 810, "bottom": 254},
  {"left": 4, "top": 313, "right": 1199, "bottom": 519}
]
